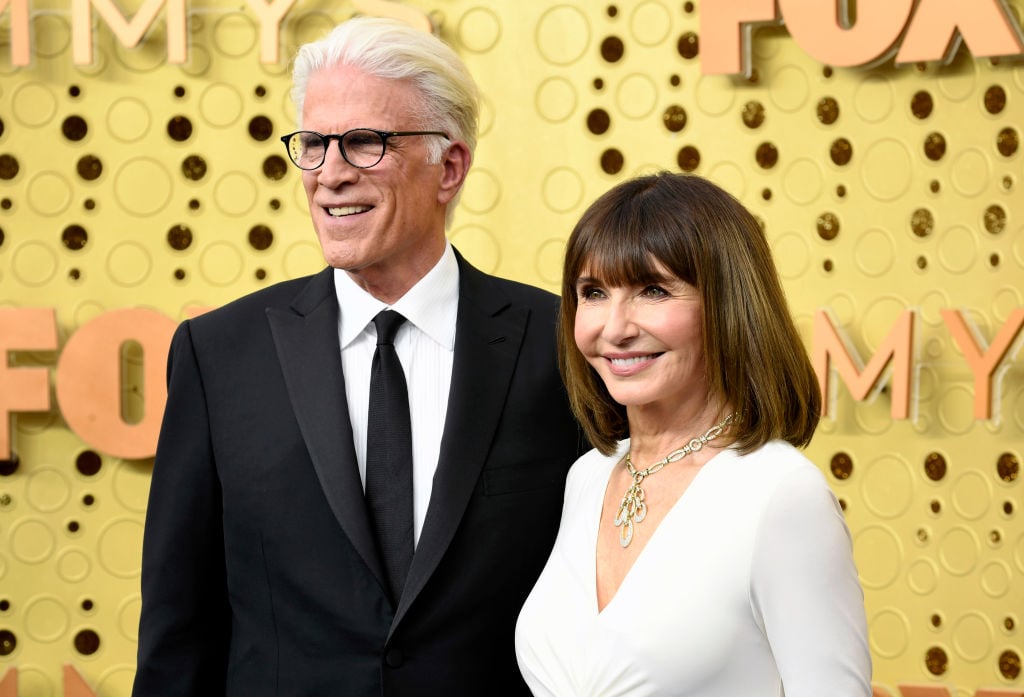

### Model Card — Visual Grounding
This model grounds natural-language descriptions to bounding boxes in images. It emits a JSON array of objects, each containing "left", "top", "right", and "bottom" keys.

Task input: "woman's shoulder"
[
  {"left": 729, "top": 440, "right": 819, "bottom": 478},
  {"left": 715, "top": 440, "right": 832, "bottom": 506}
]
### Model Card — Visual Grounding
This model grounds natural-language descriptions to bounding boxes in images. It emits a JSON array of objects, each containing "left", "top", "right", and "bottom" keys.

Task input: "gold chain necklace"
[{"left": 613, "top": 412, "right": 737, "bottom": 548}]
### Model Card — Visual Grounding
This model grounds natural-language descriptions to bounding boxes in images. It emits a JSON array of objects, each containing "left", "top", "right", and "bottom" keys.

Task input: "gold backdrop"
[{"left": 0, "top": 0, "right": 1022, "bottom": 695}]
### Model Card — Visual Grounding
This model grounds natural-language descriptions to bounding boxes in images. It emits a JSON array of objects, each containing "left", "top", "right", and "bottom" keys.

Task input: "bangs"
[
  {"left": 565, "top": 209, "right": 698, "bottom": 292},
  {"left": 575, "top": 238, "right": 674, "bottom": 288}
]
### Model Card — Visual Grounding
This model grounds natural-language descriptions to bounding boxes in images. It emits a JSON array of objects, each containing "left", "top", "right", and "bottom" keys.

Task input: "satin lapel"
[
  {"left": 265, "top": 268, "right": 386, "bottom": 588},
  {"left": 390, "top": 256, "right": 527, "bottom": 635}
]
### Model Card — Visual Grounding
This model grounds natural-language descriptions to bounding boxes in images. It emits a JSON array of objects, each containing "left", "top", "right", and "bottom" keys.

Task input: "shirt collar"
[{"left": 335, "top": 242, "right": 460, "bottom": 350}]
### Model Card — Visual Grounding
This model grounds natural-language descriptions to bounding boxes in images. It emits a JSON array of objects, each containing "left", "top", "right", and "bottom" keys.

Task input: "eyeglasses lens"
[
  {"left": 288, "top": 132, "right": 326, "bottom": 169},
  {"left": 341, "top": 130, "right": 385, "bottom": 167}
]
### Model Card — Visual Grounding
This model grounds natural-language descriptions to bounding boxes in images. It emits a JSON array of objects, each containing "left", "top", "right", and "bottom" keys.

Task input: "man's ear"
[{"left": 437, "top": 140, "right": 472, "bottom": 205}]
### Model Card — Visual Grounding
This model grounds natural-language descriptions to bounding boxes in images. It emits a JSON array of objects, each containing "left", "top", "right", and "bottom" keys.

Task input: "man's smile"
[{"left": 327, "top": 205, "right": 372, "bottom": 217}]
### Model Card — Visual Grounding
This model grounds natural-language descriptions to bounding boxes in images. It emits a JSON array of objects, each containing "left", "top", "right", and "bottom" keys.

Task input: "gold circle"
[
  {"left": 26, "top": 171, "right": 73, "bottom": 216},
  {"left": 11, "top": 241, "right": 59, "bottom": 287},
  {"left": 862, "top": 455, "right": 913, "bottom": 519},
  {"left": 25, "top": 468, "right": 71, "bottom": 513},
  {"left": 629, "top": 1, "right": 672, "bottom": 47},
  {"left": 938, "top": 526, "right": 980, "bottom": 576},
  {"left": 199, "top": 82, "right": 244, "bottom": 128},
  {"left": 11, "top": 83, "right": 58, "bottom": 127},
  {"left": 97, "top": 519, "right": 144, "bottom": 579},
  {"left": 23, "top": 595, "right": 70, "bottom": 643},
  {"left": 535, "top": 5, "right": 591, "bottom": 66},
  {"left": 105, "top": 241, "right": 153, "bottom": 288},
  {"left": 457, "top": 7, "right": 502, "bottom": 53},
  {"left": 198, "top": 241, "right": 245, "bottom": 287},
  {"left": 861, "top": 139, "right": 913, "bottom": 201},
  {"left": 10, "top": 518, "right": 56, "bottom": 564},
  {"left": 541, "top": 167, "right": 585, "bottom": 213},
  {"left": 106, "top": 98, "right": 152, "bottom": 143},
  {"left": 615, "top": 73, "right": 659, "bottom": 120},
  {"left": 448, "top": 224, "right": 501, "bottom": 275},
  {"left": 113, "top": 157, "right": 173, "bottom": 216},
  {"left": 57, "top": 548, "right": 92, "bottom": 583},
  {"left": 460, "top": 168, "right": 502, "bottom": 214},
  {"left": 980, "top": 560, "right": 1011, "bottom": 598},
  {"left": 535, "top": 77, "right": 578, "bottom": 124},
  {"left": 870, "top": 608, "right": 910, "bottom": 658},
  {"left": 853, "top": 525, "right": 902, "bottom": 589}
]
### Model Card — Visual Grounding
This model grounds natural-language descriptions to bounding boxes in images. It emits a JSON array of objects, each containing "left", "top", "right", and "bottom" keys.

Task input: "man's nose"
[{"left": 316, "top": 140, "right": 358, "bottom": 186}]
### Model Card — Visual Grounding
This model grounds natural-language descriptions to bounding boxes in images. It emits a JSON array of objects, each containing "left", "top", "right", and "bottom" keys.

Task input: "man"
[{"left": 133, "top": 16, "right": 582, "bottom": 697}]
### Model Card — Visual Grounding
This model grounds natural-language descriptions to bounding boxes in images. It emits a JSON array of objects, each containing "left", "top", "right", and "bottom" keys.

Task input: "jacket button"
[{"left": 385, "top": 648, "right": 404, "bottom": 668}]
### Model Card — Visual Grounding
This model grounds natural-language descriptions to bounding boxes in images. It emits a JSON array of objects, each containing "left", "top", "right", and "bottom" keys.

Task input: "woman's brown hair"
[{"left": 558, "top": 172, "right": 820, "bottom": 455}]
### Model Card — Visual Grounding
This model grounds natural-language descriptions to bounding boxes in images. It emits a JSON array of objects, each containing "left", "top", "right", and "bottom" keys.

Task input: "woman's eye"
[
  {"left": 578, "top": 286, "right": 605, "bottom": 300},
  {"left": 641, "top": 285, "right": 668, "bottom": 297}
]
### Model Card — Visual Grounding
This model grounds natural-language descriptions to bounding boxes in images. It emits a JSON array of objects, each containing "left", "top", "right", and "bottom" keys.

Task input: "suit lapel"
[
  {"left": 266, "top": 268, "right": 387, "bottom": 589},
  {"left": 391, "top": 255, "right": 528, "bottom": 634}
]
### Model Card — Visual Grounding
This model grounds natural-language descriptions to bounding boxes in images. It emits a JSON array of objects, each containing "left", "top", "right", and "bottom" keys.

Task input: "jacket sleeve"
[
  {"left": 133, "top": 320, "right": 231, "bottom": 696},
  {"left": 749, "top": 465, "right": 873, "bottom": 697}
]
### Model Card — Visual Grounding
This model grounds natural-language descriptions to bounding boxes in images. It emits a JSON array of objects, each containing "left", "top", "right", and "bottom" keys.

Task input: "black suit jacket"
[{"left": 132, "top": 252, "right": 583, "bottom": 697}]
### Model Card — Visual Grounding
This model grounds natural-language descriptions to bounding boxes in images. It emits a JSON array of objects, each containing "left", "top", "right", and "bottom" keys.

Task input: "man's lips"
[{"left": 326, "top": 204, "right": 372, "bottom": 217}]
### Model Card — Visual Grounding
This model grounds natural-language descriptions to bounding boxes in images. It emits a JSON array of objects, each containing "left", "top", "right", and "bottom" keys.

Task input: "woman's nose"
[{"left": 601, "top": 299, "right": 638, "bottom": 344}]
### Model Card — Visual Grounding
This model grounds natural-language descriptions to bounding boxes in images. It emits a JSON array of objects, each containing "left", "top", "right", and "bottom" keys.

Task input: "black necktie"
[{"left": 365, "top": 310, "right": 414, "bottom": 605}]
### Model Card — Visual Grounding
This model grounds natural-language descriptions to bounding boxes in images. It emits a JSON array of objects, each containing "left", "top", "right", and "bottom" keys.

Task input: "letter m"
[
  {"left": 812, "top": 309, "right": 914, "bottom": 419},
  {"left": 71, "top": 0, "right": 186, "bottom": 65},
  {"left": 0, "top": 0, "right": 29, "bottom": 66}
]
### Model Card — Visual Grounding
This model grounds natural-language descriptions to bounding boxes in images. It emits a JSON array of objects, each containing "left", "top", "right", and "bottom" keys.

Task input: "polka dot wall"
[{"left": 0, "top": 0, "right": 1022, "bottom": 694}]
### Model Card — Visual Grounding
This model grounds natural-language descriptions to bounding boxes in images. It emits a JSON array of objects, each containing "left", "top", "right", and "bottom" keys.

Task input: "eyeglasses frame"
[{"left": 279, "top": 128, "right": 451, "bottom": 170}]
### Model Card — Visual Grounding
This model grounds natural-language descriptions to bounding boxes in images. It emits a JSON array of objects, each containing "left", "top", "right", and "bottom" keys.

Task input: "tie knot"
[{"left": 373, "top": 310, "right": 407, "bottom": 345}]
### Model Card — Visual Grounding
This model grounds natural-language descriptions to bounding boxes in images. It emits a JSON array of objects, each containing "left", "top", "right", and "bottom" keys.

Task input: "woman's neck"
[{"left": 625, "top": 401, "right": 734, "bottom": 467}]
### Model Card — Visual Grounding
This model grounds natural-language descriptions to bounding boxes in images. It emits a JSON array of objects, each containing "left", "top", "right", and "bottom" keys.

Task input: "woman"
[{"left": 516, "top": 173, "right": 871, "bottom": 696}]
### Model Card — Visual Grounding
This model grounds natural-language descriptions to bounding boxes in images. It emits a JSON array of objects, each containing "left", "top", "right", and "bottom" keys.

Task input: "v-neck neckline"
[{"left": 593, "top": 444, "right": 729, "bottom": 616}]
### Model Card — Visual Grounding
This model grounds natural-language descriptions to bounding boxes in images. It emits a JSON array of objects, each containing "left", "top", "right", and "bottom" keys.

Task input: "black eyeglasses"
[{"left": 280, "top": 128, "right": 450, "bottom": 170}]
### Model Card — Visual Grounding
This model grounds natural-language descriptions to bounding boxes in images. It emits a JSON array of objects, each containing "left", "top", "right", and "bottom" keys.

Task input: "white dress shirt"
[{"left": 335, "top": 243, "right": 459, "bottom": 546}]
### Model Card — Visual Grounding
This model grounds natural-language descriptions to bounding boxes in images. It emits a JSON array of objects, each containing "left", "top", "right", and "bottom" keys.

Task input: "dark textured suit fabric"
[{"left": 132, "top": 251, "right": 583, "bottom": 697}]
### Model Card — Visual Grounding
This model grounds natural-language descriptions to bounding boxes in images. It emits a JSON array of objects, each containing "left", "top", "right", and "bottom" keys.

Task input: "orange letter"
[
  {"left": 64, "top": 665, "right": 97, "bottom": 697},
  {"left": 0, "top": 666, "right": 16, "bottom": 696},
  {"left": 71, "top": 0, "right": 186, "bottom": 65},
  {"left": 897, "top": 686, "right": 952, "bottom": 697},
  {"left": 699, "top": 0, "right": 777, "bottom": 76},
  {"left": 0, "top": 308, "right": 57, "bottom": 461},
  {"left": 942, "top": 308, "right": 1024, "bottom": 420},
  {"left": 55, "top": 309, "right": 176, "bottom": 459},
  {"left": 244, "top": 0, "right": 295, "bottom": 64},
  {"left": 897, "top": 0, "right": 1024, "bottom": 64},
  {"left": 779, "top": 0, "right": 913, "bottom": 68},
  {"left": 813, "top": 309, "right": 914, "bottom": 419},
  {"left": 0, "top": 0, "right": 30, "bottom": 66}
]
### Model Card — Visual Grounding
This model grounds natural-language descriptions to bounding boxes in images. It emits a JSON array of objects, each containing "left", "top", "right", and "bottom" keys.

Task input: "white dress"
[{"left": 515, "top": 440, "right": 872, "bottom": 697}]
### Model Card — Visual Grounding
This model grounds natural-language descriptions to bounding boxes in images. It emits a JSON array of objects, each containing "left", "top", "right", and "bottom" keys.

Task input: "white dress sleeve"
[{"left": 749, "top": 465, "right": 873, "bottom": 697}]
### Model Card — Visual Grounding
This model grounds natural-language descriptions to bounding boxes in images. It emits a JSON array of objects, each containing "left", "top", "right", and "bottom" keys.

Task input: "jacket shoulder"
[
  {"left": 188, "top": 270, "right": 330, "bottom": 327},
  {"left": 456, "top": 253, "right": 559, "bottom": 314}
]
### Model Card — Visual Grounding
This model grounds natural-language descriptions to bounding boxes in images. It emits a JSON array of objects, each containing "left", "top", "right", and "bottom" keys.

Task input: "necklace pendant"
[
  {"left": 613, "top": 412, "right": 738, "bottom": 551},
  {"left": 633, "top": 499, "right": 647, "bottom": 523},
  {"left": 615, "top": 514, "right": 634, "bottom": 547}
]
